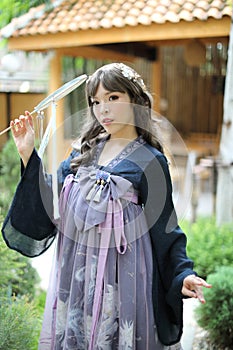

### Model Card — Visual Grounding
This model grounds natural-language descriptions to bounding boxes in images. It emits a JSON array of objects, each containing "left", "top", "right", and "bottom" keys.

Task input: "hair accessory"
[{"left": 118, "top": 63, "right": 146, "bottom": 90}]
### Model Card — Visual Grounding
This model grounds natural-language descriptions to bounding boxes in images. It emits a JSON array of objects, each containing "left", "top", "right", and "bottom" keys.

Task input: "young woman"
[{"left": 2, "top": 63, "right": 211, "bottom": 350}]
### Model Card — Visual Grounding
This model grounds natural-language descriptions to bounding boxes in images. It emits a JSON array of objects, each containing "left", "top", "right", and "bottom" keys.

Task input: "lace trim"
[
  {"left": 107, "top": 136, "right": 145, "bottom": 169},
  {"left": 92, "top": 135, "right": 145, "bottom": 169}
]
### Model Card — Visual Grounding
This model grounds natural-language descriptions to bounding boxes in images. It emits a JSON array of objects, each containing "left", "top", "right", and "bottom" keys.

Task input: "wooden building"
[{"left": 0, "top": 0, "right": 232, "bottom": 164}]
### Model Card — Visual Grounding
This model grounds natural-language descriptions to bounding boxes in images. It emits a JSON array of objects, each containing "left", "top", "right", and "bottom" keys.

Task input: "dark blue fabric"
[
  {"left": 57, "top": 149, "right": 79, "bottom": 185},
  {"left": 1, "top": 143, "right": 195, "bottom": 346}
]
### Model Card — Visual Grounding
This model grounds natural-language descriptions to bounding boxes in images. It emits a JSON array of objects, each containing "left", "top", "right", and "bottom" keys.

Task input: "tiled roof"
[{"left": 1, "top": 0, "right": 232, "bottom": 38}]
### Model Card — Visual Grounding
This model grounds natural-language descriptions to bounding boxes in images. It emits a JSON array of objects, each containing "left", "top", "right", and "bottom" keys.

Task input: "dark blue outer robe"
[{"left": 1, "top": 141, "right": 196, "bottom": 346}]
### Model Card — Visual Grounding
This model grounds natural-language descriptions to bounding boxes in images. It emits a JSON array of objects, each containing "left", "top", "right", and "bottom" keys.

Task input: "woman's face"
[{"left": 91, "top": 83, "right": 136, "bottom": 139}]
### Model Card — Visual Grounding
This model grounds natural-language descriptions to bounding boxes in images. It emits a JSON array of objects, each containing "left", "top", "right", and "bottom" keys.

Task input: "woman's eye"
[
  {"left": 109, "top": 95, "right": 119, "bottom": 101},
  {"left": 92, "top": 100, "right": 99, "bottom": 106}
]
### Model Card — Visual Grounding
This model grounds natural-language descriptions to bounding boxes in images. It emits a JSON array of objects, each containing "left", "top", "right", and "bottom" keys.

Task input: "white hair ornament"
[{"left": 117, "top": 63, "right": 146, "bottom": 91}]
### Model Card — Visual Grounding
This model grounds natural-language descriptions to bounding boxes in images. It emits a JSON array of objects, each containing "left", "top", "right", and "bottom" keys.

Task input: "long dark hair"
[{"left": 70, "top": 63, "right": 163, "bottom": 171}]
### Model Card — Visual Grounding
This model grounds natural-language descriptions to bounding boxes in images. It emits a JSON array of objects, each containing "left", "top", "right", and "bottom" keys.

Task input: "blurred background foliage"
[
  {"left": 181, "top": 218, "right": 233, "bottom": 349},
  {"left": 0, "top": 135, "right": 20, "bottom": 216},
  {"left": 0, "top": 0, "right": 50, "bottom": 30},
  {"left": 181, "top": 217, "right": 233, "bottom": 278},
  {"left": 195, "top": 266, "right": 233, "bottom": 349},
  {"left": 0, "top": 136, "right": 45, "bottom": 349}
]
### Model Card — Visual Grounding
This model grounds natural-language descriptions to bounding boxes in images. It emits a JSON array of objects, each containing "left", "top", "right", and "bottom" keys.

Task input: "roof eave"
[{"left": 6, "top": 17, "right": 231, "bottom": 52}]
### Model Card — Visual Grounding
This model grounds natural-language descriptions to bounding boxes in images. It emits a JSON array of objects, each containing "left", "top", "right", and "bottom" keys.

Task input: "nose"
[{"left": 100, "top": 101, "right": 109, "bottom": 114}]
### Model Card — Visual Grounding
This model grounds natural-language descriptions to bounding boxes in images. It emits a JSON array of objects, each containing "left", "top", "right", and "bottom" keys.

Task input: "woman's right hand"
[{"left": 10, "top": 111, "right": 35, "bottom": 167}]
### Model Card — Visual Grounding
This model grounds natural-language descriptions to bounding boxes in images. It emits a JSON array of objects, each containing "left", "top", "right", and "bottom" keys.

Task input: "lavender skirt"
[{"left": 39, "top": 167, "right": 181, "bottom": 350}]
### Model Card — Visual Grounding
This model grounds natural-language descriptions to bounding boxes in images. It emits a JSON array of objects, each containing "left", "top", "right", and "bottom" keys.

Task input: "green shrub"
[
  {"left": 195, "top": 266, "right": 233, "bottom": 349},
  {"left": 0, "top": 135, "right": 20, "bottom": 217},
  {"left": 34, "top": 289, "right": 46, "bottom": 316},
  {"left": 181, "top": 217, "right": 233, "bottom": 278},
  {"left": 0, "top": 142, "right": 45, "bottom": 349},
  {"left": 0, "top": 234, "right": 40, "bottom": 298},
  {"left": 0, "top": 294, "right": 41, "bottom": 350}
]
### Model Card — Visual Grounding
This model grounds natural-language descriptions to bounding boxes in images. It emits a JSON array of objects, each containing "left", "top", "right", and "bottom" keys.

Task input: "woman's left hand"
[{"left": 182, "top": 275, "right": 212, "bottom": 304}]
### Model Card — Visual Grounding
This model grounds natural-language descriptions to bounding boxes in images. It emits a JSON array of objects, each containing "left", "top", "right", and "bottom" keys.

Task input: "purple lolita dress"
[{"left": 39, "top": 137, "right": 167, "bottom": 350}]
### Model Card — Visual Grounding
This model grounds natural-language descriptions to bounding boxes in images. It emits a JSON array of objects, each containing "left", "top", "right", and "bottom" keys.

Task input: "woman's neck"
[
  {"left": 109, "top": 125, "right": 138, "bottom": 141},
  {"left": 98, "top": 132, "right": 139, "bottom": 167}
]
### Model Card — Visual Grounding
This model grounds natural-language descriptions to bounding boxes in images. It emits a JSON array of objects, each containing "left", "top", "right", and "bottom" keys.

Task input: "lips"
[{"left": 102, "top": 118, "right": 114, "bottom": 125}]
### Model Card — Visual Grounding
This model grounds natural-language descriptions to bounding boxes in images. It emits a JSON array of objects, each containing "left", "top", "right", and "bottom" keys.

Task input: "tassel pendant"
[
  {"left": 92, "top": 180, "right": 105, "bottom": 202},
  {"left": 86, "top": 171, "right": 110, "bottom": 202},
  {"left": 92, "top": 187, "right": 101, "bottom": 202},
  {"left": 86, "top": 182, "right": 99, "bottom": 201}
]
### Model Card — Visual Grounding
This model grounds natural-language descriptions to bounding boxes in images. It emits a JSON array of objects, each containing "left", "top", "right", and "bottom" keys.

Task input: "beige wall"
[
  {"left": 0, "top": 93, "right": 7, "bottom": 149},
  {"left": 0, "top": 92, "right": 45, "bottom": 150},
  {"left": 10, "top": 93, "right": 45, "bottom": 118}
]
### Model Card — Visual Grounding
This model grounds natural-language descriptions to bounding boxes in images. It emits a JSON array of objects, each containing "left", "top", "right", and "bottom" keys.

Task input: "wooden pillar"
[
  {"left": 216, "top": 17, "right": 233, "bottom": 225},
  {"left": 151, "top": 48, "right": 161, "bottom": 114},
  {"left": 47, "top": 51, "right": 64, "bottom": 169},
  {"left": 0, "top": 93, "right": 8, "bottom": 149}
]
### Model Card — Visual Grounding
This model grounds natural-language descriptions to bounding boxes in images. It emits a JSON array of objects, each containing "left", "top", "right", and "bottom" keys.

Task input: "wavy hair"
[{"left": 70, "top": 63, "right": 163, "bottom": 171}]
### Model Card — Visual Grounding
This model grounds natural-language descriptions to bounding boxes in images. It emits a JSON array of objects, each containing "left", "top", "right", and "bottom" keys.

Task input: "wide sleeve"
[
  {"left": 139, "top": 153, "right": 196, "bottom": 345},
  {"left": 1, "top": 149, "right": 77, "bottom": 257}
]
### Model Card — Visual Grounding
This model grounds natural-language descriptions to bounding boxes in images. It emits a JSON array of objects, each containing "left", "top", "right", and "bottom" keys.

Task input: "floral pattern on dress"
[
  {"left": 96, "top": 284, "right": 118, "bottom": 349},
  {"left": 119, "top": 320, "right": 134, "bottom": 349},
  {"left": 56, "top": 298, "right": 69, "bottom": 346}
]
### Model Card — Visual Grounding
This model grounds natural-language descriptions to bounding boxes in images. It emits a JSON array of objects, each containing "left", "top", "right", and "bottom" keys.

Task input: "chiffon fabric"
[{"left": 39, "top": 138, "right": 169, "bottom": 349}]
